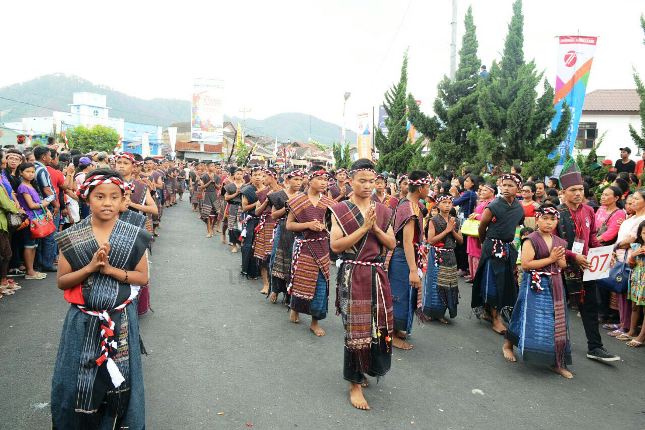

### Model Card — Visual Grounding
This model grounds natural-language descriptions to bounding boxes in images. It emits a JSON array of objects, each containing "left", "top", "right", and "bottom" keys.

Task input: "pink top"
[
  {"left": 466, "top": 199, "right": 492, "bottom": 258},
  {"left": 594, "top": 206, "right": 626, "bottom": 245}
]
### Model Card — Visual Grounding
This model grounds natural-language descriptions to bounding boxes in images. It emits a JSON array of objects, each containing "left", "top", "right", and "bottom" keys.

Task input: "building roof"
[{"left": 582, "top": 89, "right": 640, "bottom": 112}]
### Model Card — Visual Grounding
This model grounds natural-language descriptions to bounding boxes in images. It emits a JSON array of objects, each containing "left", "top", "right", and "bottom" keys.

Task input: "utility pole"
[
  {"left": 449, "top": 0, "right": 458, "bottom": 80},
  {"left": 340, "top": 92, "right": 351, "bottom": 146}
]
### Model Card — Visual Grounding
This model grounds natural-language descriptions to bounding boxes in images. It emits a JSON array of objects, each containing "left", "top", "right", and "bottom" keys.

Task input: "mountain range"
[{"left": 0, "top": 74, "right": 354, "bottom": 144}]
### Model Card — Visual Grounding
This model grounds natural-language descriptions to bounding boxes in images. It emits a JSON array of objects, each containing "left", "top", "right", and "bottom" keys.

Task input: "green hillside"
[{"left": 0, "top": 74, "right": 353, "bottom": 144}]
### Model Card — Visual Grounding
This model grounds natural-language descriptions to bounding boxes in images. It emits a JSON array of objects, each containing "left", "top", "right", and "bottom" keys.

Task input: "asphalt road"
[{"left": 1, "top": 201, "right": 644, "bottom": 430}]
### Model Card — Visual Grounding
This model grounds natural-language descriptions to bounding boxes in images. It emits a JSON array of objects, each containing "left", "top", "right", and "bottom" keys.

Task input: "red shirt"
[
  {"left": 635, "top": 159, "right": 644, "bottom": 177},
  {"left": 46, "top": 166, "right": 65, "bottom": 201}
]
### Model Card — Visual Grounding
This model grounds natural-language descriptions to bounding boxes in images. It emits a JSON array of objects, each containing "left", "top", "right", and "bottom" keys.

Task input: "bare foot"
[
  {"left": 310, "top": 320, "right": 326, "bottom": 336},
  {"left": 438, "top": 318, "right": 450, "bottom": 325},
  {"left": 502, "top": 341, "right": 516, "bottom": 362},
  {"left": 269, "top": 292, "right": 278, "bottom": 303},
  {"left": 551, "top": 366, "right": 573, "bottom": 379},
  {"left": 492, "top": 319, "right": 507, "bottom": 335},
  {"left": 392, "top": 337, "right": 414, "bottom": 350},
  {"left": 260, "top": 286, "right": 269, "bottom": 295},
  {"left": 349, "top": 383, "right": 370, "bottom": 410},
  {"left": 289, "top": 310, "right": 300, "bottom": 324}
]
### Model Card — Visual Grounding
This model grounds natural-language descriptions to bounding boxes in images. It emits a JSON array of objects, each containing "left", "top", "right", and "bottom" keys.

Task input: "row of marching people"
[{"left": 187, "top": 157, "right": 625, "bottom": 414}]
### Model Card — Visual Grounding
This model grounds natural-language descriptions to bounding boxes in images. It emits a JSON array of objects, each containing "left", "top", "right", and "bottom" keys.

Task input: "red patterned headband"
[
  {"left": 435, "top": 194, "right": 453, "bottom": 204},
  {"left": 263, "top": 169, "right": 277, "bottom": 179},
  {"left": 308, "top": 169, "right": 328, "bottom": 181},
  {"left": 78, "top": 174, "right": 130, "bottom": 199},
  {"left": 286, "top": 169, "right": 304, "bottom": 179},
  {"left": 349, "top": 168, "right": 376, "bottom": 176},
  {"left": 398, "top": 175, "right": 408, "bottom": 184},
  {"left": 408, "top": 177, "right": 430, "bottom": 186},
  {"left": 500, "top": 173, "right": 522, "bottom": 188},
  {"left": 536, "top": 206, "right": 560, "bottom": 219},
  {"left": 115, "top": 152, "right": 135, "bottom": 163},
  {"left": 482, "top": 183, "right": 497, "bottom": 193}
]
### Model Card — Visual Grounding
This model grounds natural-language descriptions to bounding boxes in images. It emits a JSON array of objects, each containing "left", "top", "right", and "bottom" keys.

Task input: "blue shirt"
[{"left": 34, "top": 161, "right": 55, "bottom": 202}]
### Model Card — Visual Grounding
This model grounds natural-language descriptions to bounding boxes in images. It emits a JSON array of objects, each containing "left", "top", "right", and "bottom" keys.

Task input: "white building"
[
  {"left": 5, "top": 92, "right": 125, "bottom": 141},
  {"left": 577, "top": 89, "right": 641, "bottom": 160}
]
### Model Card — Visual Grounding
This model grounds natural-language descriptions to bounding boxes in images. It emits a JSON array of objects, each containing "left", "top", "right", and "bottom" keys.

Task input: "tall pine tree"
[
  {"left": 408, "top": 6, "right": 483, "bottom": 172},
  {"left": 375, "top": 52, "right": 417, "bottom": 174},
  {"left": 473, "top": 0, "right": 566, "bottom": 173}
]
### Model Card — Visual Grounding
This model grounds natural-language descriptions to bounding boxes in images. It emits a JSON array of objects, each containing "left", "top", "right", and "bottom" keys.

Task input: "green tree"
[
  {"left": 375, "top": 52, "right": 412, "bottom": 175},
  {"left": 474, "top": 0, "right": 565, "bottom": 168},
  {"left": 332, "top": 142, "right": 352, "bottom": 170},
  {"left": 412, "top": 6, "right": 482, "bottom": 171},
  {"left": 67, "top": 125, "right": 120, "bottom": 153},
  {"left": 629, "top": 15, "right": 645, "bottom": 150},
  {"left": 235, "top": 137, "right": 251, "bottom": 166}
]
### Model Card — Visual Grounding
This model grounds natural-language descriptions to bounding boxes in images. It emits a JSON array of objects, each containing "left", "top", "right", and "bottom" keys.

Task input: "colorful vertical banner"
[
  {"left": 356, "top": 112, "right": 372, "bottom": 160},
  {"left": 550, "top": 35, "right": 598, "bottom": 175},
  {"left": 191, "top": 78, "right": 224, "bottom": 143}
]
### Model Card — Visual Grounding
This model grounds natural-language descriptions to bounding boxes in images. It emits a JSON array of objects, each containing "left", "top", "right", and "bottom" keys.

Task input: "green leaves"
[{"left": 66, "top": 125, "right": 120, "bottom": 154}]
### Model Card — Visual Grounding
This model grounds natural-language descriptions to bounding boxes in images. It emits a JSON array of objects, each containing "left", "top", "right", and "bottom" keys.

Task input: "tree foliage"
[
  {"left": 67, "top": 125, "right": 120, "bottom": 154},
  {"left": 376, "top": 52, "right": 412, "bottom": 175},
  {"left": 629, "top": 15, "right": 645, "bottom": 151},
  {"left": 235, "top": 138, "right": 251, "bottom": 166},
  {"left": 473, "top": 0, "right": 565, "bottom": 169},
  {"left": 332, "top": 142, "right": 352, "bottom": 170}
]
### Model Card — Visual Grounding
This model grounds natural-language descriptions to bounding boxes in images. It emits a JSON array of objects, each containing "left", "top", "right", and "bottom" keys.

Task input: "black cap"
[{"left": 620, "top": 147, "right": 632, "bottom": 154}]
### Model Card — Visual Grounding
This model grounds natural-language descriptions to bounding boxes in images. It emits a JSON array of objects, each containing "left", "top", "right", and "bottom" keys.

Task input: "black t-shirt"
[
  {"left": 485, "top": 197, "right": 524, "bottom": 242},
  {"left": 201, "top": 173, "right": 221, "bottom": 193},
  {"left": 614, "top": 159, "right": 636, "bottom": 174}
]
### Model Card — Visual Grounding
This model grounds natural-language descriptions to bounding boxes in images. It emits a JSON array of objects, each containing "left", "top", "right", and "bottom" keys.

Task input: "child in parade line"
[
  {"left": 329, "top": 158, "right": 396, "bottom": 411},
  {"left": 503, "top": 204, "right": 572, "bottom": 379},
  {"left": 423, "top": 194, "right": 462, "bottom": 323},
  {"left": 388, "top": 170, "right": 430, "bottom": 350},
  {"left": 51, "top": 169, "right": 151, "bottom": 429},
  {"left": 286, "top": 166, "right": 334, "bottom": 336}
]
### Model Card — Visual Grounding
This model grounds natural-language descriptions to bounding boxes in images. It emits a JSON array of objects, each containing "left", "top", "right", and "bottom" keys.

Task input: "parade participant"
[
  {"left": 471, "top": 173, "right": 524, "bottom": 335},
  {"left": 115, "top": 153, "right": 158, "bottom": 316},
  {"left": 388, "top": 170, "right": 430, "bottom": 350},
  {"left": 328, "top": 158, "right": 395, "bottom": 411},
  {"left": 145, "top": 158, "right": 164, "bottom": 237},
  {"left": 397, "top": 175, "right": 409, "bottom": 200},
  {"left": 504, "top": 204, "right": 573, "bottom": 378},
  {"left": 371, "top": 173, "right": 398, "bottom": 211},
  {"left": 520, "top": 182, "right": 540, "bottom": 220},
  {"left": 199, "top": 162, "right": 222, "bottom": 238},
  {"left": 329, "top": 168, "right": 352, "bottom": 202},
  {"left": 267, "top": 169, "right": 304, "bottom": 303},
  {"left": 556, "top": 168, "right": 620, "bottom": 362},
  {"left": 240, "top": 167, "right": 265, "bottom": 279},
  {"left": 115, "top": 153, "right": 158, "bottom": 219},
  {"left": 189, "top": 164, "right": 200, "bottom": 212},
  {"left": 223, "top": 168, "right": 246, "bottom": 253},
  {"left": 253, "top": 168, "right": 282, "bottom": 295},
  {"left": 466, "top": 183, "right": 495, "bottom": 281},
  {"left": 424, "top": 194, "right": 463, "bottom": 323},
  {"left": 51, "top": 169, "right": 151, "bottom": 429},
  {"left": 286, "top": 166, "right": 334, "bottom": 336},
  {"left": 177, "top": 165, "right": 186, "bottom": 201}
]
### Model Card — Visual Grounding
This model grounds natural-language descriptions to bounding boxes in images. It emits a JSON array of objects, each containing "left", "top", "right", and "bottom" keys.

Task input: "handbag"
[
  {"left": 30, "top": 210, "right": 56, "bottom": 239},
  {"left": 596, "top": 252, "right": 630, "bottom": 294},
  {"left": 460, "top": 218, "right": 480, "bottom": 237}
]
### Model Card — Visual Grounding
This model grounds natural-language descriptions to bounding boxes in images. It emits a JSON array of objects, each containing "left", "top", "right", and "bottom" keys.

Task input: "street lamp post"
[{"left": 340, "top": 92, "right": 351, "bottom": 147}]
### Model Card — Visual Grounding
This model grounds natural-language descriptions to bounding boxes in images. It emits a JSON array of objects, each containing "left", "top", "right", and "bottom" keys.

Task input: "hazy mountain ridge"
[{"left": 0, "top": 74, "right": 353, "bottom": 143}]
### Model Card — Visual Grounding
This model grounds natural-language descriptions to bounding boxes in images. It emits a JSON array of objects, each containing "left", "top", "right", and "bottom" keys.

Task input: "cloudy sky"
[{"left": 2, "top": 0, "right": 644, "bottom": 127}]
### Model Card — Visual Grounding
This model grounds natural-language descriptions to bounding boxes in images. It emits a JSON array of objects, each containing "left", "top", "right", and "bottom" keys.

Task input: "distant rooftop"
[{"left": 583, "top": 89, "right": 640, "bottom": 112}]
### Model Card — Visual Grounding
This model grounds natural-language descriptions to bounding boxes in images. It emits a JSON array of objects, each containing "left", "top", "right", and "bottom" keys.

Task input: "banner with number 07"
[{"left": 583, "top": 245, "right": 614, "bottom": 282}]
